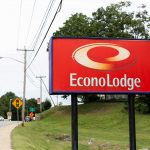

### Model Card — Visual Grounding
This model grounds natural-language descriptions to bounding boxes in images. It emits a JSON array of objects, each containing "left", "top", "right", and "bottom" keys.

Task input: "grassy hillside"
[{"left": 12, "top": 103, "right": 150, "bottom": 150}]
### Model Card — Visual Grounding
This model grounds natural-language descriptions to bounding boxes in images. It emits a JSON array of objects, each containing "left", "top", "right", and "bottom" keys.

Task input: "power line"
[
  {"left": 29, "top": 0, "right": 53, "bottom": 49},
  {"left": 27, "top": 67, "right": 42, "bottom": 89},
  {"left": 17, "top": 0, "right": 23, "bottom": 48},
  {"left": 36, "top": 76, "right": 46, "bottom": 112},
  {"left": 28, "top": 68, "right": 55, "bottom": 106},
  {"left": 27, "top": 0, "right": 55, "bottom": 62},
  {"left": 17, "top": 0, "right": 24, "bottom": 60},
  {"left": 27, "top": 65, "right": 54, "bottom": 106},
  {"left": 25, "top": 0, "right": 37, "bottom": 46},
  {"left": 29, "top": 67, "right": 37, "bottom": 77},
  {"left": 41, "top": 78, "right": 55, "bottom": 107},
  {"left": 26, "top": 0, "right": 63, "bottom": 70},
  {"left": 27, "top": 72, "right": 39, "bottom": 88},
  {"left": 30, "top": 0, "right": 56, "bottom": 50}
]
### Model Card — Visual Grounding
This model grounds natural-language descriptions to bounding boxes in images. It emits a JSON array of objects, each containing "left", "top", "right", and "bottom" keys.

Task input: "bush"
[
  {"left": 83, "top": 94, "right": 99, "bottom": 104},
  {"left": 135, "top": 95, "right": 150, "bottom": 114}
]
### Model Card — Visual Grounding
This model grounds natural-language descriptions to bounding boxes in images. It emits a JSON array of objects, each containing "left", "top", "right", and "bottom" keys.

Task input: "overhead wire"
[
  {"left": 24, "top": 0, "right": 54, "bottom": 86},
  {"left": 26, "top": 72, "right": 40, "bottom": 88},
  {"left": 17, "top": 0, "right": 23, "bottom": 49},
  {"left": 15, "top": 0, "right": 58, "bottom": 103},
  {"left": 29, "top": 0, "right": 53, "bottom": 49},
  {"left": 17, "top": 0, "right": 24, "bottom": 59},
  {"left": 27, "top": 0, "right": 55, "bottom": 62},
  {"left": 41, "top": 78, "right": 55, "bottom": 106},
  {"left": 30, "top": 0, "right": 56, "bottom": 50},
  {"left": 26, "top": 0, "right": 63, "bottom": 70},
  {"left": 29, "top": 67, "right": 37, "bottom": 77},
  {"left": 25, "top": 0, "right": 37, "bottom": 47},
  {"left": 27, "top": 66, "right": 42, "bottom": 89}
]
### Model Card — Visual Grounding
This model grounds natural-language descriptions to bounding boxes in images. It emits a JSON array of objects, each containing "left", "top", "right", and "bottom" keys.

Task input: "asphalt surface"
[{"left": 0, "top": 120, "right": 19, "bottom": 150}]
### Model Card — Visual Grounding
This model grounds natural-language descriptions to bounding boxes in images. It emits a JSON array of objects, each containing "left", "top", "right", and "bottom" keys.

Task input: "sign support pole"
[
  {"left": 128, "top": 94, "right": 136, "bottom": 150},
  {"left": 17, "top": 108, "right": 19, "bottom": 123},
  {"left": 71, "top": 94, "right": 78, "bottom": 150}
]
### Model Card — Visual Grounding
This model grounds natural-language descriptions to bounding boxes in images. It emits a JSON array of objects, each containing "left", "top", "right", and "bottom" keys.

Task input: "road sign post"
[
  {"left": 128, "top": 94, "right": 136, "bottom": 150},
  {"left": 71, "top": 94, "right": 78, "bottom": 150},
  {"left": 12, "top": 98, "right": 23, "bottom": 122},
  {"left": 17, "top": 108, "right": 19, "bottom": 122},
  {"left": 7, "top": 112, "right": 12, "bottom": 121}
]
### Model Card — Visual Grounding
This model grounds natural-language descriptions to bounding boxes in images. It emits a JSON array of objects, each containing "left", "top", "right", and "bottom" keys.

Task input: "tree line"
[{"left": 0, "top": 92, "right": 51, "bottom": 120}]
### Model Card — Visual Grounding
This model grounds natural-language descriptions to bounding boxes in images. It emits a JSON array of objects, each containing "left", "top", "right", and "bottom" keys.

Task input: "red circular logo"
[{"left": 72, "top": 43, "right": 135, "bottom": 70}]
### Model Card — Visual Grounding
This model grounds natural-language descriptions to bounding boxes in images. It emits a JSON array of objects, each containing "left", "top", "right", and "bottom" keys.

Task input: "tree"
[
  {"left": 90, "top": 1, "right": 149, "bottom": 38},
  {"left": 25, "top": 98, "right": 40, "bottom": 115},
  {"left": 42, "top": 99, "right": 52, "bottom": 111},
  {"left": 54, "top": 1, "right": 150, "bottom": 38},
  {"left": 82, "top": 94, "right": 99, "bottom": 104},
  {"left": 135, "top": 95, "right": 150, "bottom": 113},
  {"left": 53, "top": 1, "right": 150, "bottom": 104},
  {"left": 0, "top": 92, "right": 19, "bottom": 120},
  {"left": 26, "top": 98, "right": 52, "bottom": 114},
  {"left": 54, "top": 13, "right": 91, "bottom": 37}
]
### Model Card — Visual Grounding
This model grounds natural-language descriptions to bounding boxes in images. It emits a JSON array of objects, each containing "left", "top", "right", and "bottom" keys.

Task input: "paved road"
[
  {"left": 0, "top": 120, "right": 19, "bottom": 127},
  {"left": 0, "top": 120, "right": 19, "bottom": 150}
]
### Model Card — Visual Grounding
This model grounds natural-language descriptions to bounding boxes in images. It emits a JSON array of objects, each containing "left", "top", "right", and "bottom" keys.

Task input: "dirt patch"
[
  {"left": 86, "top": 138, "right": 129, "bottom": 150},
  {"left": 45, "top": 133, "right": 71, "bottom": 142}
]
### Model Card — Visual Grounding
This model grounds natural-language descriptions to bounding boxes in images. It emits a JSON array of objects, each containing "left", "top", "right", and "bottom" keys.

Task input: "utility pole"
[
  {"left": 17, "top": 48, "right": 34, "bottom": 126},
  {"left": 36, "top": 76, "right": 46, "bottom": 113}
]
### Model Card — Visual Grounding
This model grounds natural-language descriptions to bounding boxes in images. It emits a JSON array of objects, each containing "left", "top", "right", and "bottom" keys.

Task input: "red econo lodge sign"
[{"left": 49, "top": 37, "right": 150, "bottom": 94}]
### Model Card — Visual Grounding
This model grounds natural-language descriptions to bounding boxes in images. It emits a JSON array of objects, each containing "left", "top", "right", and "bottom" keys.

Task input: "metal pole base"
[
  {"left": 128, "top": 94, "right": 136, "bottom": 150},
  {"left": 71, "top": 94, "right": 78, "bottom": 150}
]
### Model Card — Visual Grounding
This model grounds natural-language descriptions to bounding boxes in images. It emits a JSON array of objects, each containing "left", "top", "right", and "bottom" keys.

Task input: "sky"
[{"left": 0, "top": 0, "right": 149, "bottom": 106}]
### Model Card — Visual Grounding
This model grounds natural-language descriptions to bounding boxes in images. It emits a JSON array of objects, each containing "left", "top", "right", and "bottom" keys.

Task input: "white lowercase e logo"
[{"left": 72, "top": 43, "right": 132, "bottom": 70}]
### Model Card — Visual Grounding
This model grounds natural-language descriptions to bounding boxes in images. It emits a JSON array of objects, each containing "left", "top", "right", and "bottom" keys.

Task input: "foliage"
[
  {"left": 0, "top": 92, "right": 52, "bottom": 120},
  {"left": 25, "top": 98, "right": 40, "bottom": 115},
  {"left": 135, "top": 95, "right": 150, "bottom": 113},
  {"left": 82, "top": 94, "right": 100, "bottom": 104},
  {"left": 90, "top": 1, "right": 150, "bottom": 38},
  {"left": 53, "top": 1, "right": 150, "bottom": 104},
  {"left": 42, "top": 99, "right": 52, "bottom": 111},
  {"left": 25, "top": 98, "right": 52, "bottom": 115},
  {"left": 53, "top": 13, "right": 91, "bottom": 37},
  {"left": 0, "top": 92, "right": 18, "bottom": 119},
  {"left": 61, "top": 94, "right": 68, "bottom": 99},
  {"left": 54, "top": 1, "right": 150, "bottom": 38}
]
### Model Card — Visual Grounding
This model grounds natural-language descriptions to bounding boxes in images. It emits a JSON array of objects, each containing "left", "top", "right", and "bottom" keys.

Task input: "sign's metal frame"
[{"left": 49, "top": 37, "right": 150, "bottom": 95}]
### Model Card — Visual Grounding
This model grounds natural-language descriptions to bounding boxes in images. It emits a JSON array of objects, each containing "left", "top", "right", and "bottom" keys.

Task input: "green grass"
[{"left": 12, "top": 103, "right": 150, "bottom": 150}]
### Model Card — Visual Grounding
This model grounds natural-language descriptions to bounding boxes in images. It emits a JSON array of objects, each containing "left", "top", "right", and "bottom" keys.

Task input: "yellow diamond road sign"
[{"left": 12, "top": 98, "right": 23, "bottom": 109}]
